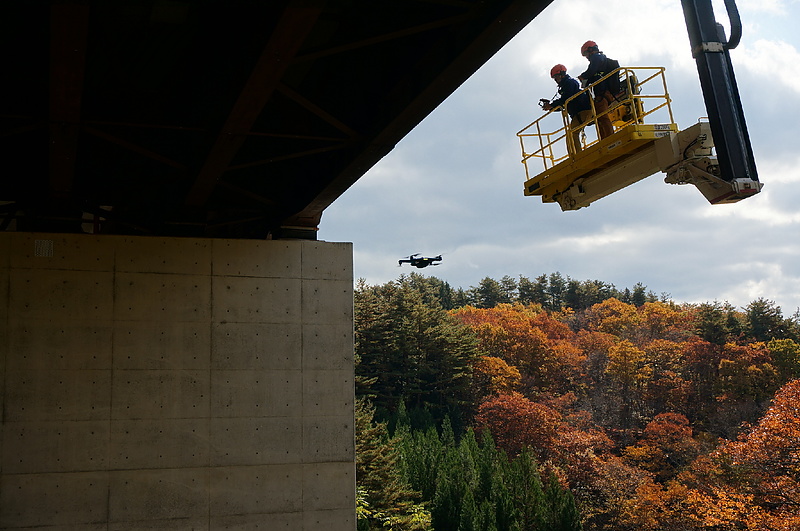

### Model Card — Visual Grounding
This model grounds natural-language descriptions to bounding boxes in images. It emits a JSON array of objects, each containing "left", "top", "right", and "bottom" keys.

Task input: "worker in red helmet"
[
  {"left": 541, "top": 64, "right": 593, "bottom": 154},
  {"left": 578, "top": 41, "right": 617, "bottom": 139},
  {"left": 580, "top": 40, "right": 598, "bottom": 57}
]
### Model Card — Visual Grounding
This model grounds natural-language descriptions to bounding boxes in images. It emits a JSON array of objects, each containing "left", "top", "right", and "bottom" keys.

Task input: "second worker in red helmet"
[{"left": 578, "top": 40, "right": 619, "bottom": 139}]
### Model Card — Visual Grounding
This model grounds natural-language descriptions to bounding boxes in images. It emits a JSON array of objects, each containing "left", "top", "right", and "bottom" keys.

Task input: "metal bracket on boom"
[
  {"left": 693, "top": 41, "right": 725, "bottom": 54},
  {"left": 663, "top": 121, "right": 762, "bottom": 204}
]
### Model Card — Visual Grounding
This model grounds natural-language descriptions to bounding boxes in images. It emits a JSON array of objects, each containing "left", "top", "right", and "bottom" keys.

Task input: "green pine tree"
[
  {"left": 355, "top": 277, "right": 478, "bottom": 425},
  {"left": 356, "top": 398, "right": 430, "bottom": 530}
]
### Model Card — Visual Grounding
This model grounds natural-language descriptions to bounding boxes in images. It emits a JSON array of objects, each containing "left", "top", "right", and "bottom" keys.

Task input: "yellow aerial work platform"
[
  {"left": 519, "top": 67, "right": 679, "bottom": 210},
  {"left": 518, "top": 66, "right": 762, "bottom": 209}
]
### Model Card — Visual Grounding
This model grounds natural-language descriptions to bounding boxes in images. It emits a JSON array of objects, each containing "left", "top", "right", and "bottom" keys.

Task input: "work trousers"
[{"left": 593, "top": 90, "right": 615, "bottom": 139}]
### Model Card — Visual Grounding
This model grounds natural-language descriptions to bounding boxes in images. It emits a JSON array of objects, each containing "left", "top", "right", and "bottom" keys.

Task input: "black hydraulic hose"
[
  {"left": 723, "top": 0, "right": 742, "bottom": 49},
  {"left": 681, "top": 0, "right": 759, "bottom": 183}
]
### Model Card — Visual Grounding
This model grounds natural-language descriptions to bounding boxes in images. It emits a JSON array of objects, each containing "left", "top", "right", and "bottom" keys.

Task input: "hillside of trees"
[{"left": 354, "top": 272, "right": 800, "bottom": 530}]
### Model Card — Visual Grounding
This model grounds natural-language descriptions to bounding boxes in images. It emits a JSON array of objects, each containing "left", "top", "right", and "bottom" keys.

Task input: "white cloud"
[
  {"left": 736, "top": 39, "right": 800, "bottom": 94},
  {"left": 764, "top": 159, "right": 800, "bottom": 185},
  {"left": 713, "top": 261, "right": 800, "bottom": 314},
  {"left": 700, "top": 198, "right": 800, "bottom": 226},
  {"left": 523, "top": 0, "right": 692, "bottom": 77},
  {"left": 734, "top": 0, "right": 791, "bottom": 16},
  {"left": 698, "top": 156, "right": 800, "bottom": 225},
  {"left": 546, "top": 226, "right": 639, "bottom": 252}
]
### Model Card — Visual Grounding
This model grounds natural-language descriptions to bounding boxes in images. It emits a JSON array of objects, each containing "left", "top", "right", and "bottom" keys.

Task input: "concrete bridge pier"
[{"left": 0, "top": 232, "right": 355, "bottom": 529}]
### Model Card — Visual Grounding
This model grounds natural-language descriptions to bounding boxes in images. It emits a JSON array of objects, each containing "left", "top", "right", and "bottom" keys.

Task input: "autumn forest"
[{"left": 354, "top": 272, "right": 800, "bottom": 531}]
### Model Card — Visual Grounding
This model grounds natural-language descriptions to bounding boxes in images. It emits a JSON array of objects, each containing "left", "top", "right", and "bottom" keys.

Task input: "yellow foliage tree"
[{"left": 472, "top": 355, "right": 521, "bottom": 397}]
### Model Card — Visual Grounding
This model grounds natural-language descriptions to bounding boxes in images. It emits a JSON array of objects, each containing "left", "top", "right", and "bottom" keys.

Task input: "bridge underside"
[{"left": 1, "top": 0, "right": 553, "bottom": 240}]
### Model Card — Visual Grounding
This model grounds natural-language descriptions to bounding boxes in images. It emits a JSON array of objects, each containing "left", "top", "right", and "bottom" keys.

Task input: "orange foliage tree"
[
  {"left": 549, "top": 418, "right": 652, "bottom": 529},
  {"left": 621, "top": 479, "right": 701, "bottom": 531},
  {"left": 637, "top": 302, "right": 693, "bottom": 343},
  {"left": 584, "top": 298, "right": 641, "bottom": 338},
  {"left": 583, "top": 298, "right": 692, "bottom": 345},
  {"left": 452, "top": 304, "right": 549, "bottom": 369},
  {"left": 605, "top": 339, "right": 650, "bottom": 430},
  {"left": 624, "top": 413, "right": 700, "bottom": 483},
  {"left": 681, "top": 336, "right": 725, "bottom": 419},
  {"left": 452, "top": 303, "right": 583, "bottom": 393},
  {"left": 641, "top": 339, "right": 692, "bottom": 415},
  {"left": 476, "top": 392, "right": 652, "bottom": 529},
  {"left": 474, "top": 392, "right": 561, "bottom": 460},
  {"left": 673, "top": 380, "right": 800, "bottom": 530}
]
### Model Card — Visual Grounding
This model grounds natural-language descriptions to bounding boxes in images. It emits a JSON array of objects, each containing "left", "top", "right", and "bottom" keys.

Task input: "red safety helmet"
[
  {"left": 581, "top": 40, "right": 598, "bottom": 56},
  {"left": 550, "top": 64, "right": 567, "bottom": 78}
]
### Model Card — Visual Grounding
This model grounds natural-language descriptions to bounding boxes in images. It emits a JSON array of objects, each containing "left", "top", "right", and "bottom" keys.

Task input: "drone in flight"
[{"left": 398, "top": 254, "right": 443, "bottom": 268}]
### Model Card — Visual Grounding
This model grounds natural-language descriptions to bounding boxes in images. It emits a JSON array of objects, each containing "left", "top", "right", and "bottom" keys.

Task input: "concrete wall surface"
[{"left": 0, "top": 232, "right": 355, "bottom": 530}]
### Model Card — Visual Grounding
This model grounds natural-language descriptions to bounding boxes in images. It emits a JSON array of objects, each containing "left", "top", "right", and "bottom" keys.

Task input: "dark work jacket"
[
  {"left": 550, "top": 74, "right": 591, "bottom": 119},
  {"left": 580, "top": 52, "right": 613, "bottom": 95}
]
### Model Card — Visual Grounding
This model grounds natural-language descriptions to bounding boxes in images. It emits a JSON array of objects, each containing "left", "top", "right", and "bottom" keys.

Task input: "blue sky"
[{"left": 319, "top": 0, "right": 800, "bottom": 315}]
